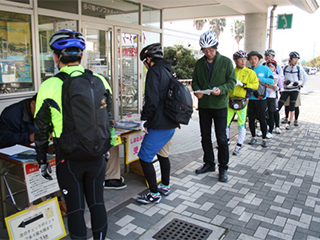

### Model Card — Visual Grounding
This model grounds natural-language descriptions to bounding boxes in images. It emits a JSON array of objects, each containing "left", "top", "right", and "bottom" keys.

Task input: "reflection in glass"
[
  {"left": 0, "top": 10, "right": 33, "bottom": 94},
  {"left": 84, "top": 29, "right": 112, "bottom": 87},
  {"left": 118, "top": 31, "right": 139, "bottom": 117},
  {"left": 82, "top": 0, "right": 139, "bottom": 24},
  {"left": 38, "top": 0, "right": 78, "bottom": 14},
  {"left": 143, "top": 6, "right": 160, "bottom": 29},
  {"left": 38, "top": 16, "right": 77, "bottom": 82}
]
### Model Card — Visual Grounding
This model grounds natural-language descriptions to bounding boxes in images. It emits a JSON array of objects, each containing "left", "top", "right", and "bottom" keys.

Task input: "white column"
[{"left": 244, "top": 13, "right": 268, "bottom": 55}]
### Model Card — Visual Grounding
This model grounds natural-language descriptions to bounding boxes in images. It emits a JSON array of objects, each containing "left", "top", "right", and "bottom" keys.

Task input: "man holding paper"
[{"left": 192, "top": 30, "right": 236, "bottom": 182}]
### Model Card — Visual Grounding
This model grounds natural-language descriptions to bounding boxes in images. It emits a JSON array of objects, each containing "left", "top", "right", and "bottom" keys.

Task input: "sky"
[{"left": 163, "top": 5, "right": 320, "bottom": 64}]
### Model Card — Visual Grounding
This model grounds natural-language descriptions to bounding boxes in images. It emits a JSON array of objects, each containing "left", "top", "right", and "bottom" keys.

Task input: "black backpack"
[
  {"left": 56, "top": 69, "right": 111, "bottom": 161},
  {"left": 163, "top": 70, "right": 193, "bottom": 125}
]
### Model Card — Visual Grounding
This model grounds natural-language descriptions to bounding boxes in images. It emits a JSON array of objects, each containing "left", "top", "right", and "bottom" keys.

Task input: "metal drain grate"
[{"left": 153, "top": 218, "right": 213, "bottom": 240}]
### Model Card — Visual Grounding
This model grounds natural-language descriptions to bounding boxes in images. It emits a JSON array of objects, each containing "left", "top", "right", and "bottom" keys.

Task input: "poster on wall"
[
  {"left": 125, "top": 130, "right": 145, "bottom": 164},
  {"left": 5, "top": 197, "right": 66, "bottom": 240}
]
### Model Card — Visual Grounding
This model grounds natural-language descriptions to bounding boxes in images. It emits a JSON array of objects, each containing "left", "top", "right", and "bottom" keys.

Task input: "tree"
[
  {"left": 164, "top": 45, "right": 198, "bottom": 79},
  {"left": 306, "top": 56, "right": 320, "bottom": 68},
  {"left": 208, "top": 18, "right": 226, "bottom": 40},
  {"left": 193, "top": 19, "right": 207, "bottom": 31},
  {"left": 231, "top": 20, "right": 245, "bottom": 50}
]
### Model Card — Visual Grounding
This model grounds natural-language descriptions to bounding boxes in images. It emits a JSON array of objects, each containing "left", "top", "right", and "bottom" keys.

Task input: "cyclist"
[
  {"left": 192, "top": 30, "right": 236, "bottom": 182},
  {"left": 247, "top": 51, "right": 274, "bottom": 147},
  {"left": 137, "top": 43, "right": 178, "bottom": 204},
  {"left": 226, "top": 50, "right": 259, "bottom": 155},
  {"left": 34, "top": 29, "right": 111, "bottom": 239},
  {"left": 278, "top": 51, "right": 308, "bottom": 130}
]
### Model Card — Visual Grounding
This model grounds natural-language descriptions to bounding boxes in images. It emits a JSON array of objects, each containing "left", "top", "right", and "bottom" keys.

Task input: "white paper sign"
[
  {"left": 125, "top": 131, "right": 145, "bottom": 164},
  {"left": 5, "top": 197, "right": 66, "bottom": 240},
  {"left": 23, "top": 159, "right": 60, "bottom": 203}
]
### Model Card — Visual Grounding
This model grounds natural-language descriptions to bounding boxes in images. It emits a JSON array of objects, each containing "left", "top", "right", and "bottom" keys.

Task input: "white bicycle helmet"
[
  {"left": 199, "top": 30, "right": 218, "bottom": 49},
  {"left": 264, "top": 49, "right": 276, "bottom": 56},
  {"left": 289, "top": 51, "right": 300, "bottom": 59},
  {"left": 233, "top": 50, "right": 248, "bottom": 60}
]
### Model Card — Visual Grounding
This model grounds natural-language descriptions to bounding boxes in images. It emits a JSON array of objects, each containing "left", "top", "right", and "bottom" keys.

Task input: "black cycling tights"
[
  {"left": 285, "top": 106, "right": 300, "bottom": 120},
  {"left": 57, "top": 157, "right": 107, "bottom": 240},
  {"left": 140, "top": 154, "right": 170, "bottom": 193}
]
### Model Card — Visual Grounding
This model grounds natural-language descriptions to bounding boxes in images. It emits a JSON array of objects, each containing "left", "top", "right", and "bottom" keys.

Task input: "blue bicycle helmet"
[{"left": 49, "top": 29, "right": 86, "bottom": 51}]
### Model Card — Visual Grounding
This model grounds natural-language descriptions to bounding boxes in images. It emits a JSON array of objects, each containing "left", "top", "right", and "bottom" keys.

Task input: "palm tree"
[
  {"left": 193, "top": 19, "right": 207, "bottom": 31},
  {"left": 208, "top": 18, "right": 226, "bottom": 40},
  {"left": 231, "top": 20, "right": 245, "bottom": 50}
]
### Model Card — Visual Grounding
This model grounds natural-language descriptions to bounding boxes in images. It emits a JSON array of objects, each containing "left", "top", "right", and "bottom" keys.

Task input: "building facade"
[{"left": 0, "top": 0, "right": 163, "bottom": 119}]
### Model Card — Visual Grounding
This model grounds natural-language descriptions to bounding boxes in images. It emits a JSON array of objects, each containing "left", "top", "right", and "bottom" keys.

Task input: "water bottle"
[{"left": 110, "top": 127, "right": 117, "bottom": 146}]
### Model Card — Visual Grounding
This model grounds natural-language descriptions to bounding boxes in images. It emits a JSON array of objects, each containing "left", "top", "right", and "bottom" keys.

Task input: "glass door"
[
  {"left": 116, "top": 28, "right": 141, "bottom": 119},
  {"left": 82, "top": 24, "right": 112, "bottom": 84}
]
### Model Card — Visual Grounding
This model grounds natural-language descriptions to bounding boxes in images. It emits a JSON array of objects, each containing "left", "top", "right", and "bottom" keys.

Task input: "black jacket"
[
  {"left": 0, "top": 99, "right": 35, "bottom": 148},
  {"left": 141, "top": 59, "right": 179, "bottom": 129}
]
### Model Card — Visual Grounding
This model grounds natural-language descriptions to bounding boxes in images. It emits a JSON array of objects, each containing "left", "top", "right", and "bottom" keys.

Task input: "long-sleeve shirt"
[
  {"left": 249, "top": 64, "right": 274, "bottom": 100},
  {"left": 192, "top": 52, "right": 236, "bottom": 109},
  {"left": 0, "top": 99, "right": 34, "bottom": 148},
  {"left": 283, "top": 65, "right": 308, "bottom": 92},
  {"left": 267, "top": 71, "right": 283, "bottom": 98},
  {"left": 229, "top": 67, "right": 259, "bottom": 99}
]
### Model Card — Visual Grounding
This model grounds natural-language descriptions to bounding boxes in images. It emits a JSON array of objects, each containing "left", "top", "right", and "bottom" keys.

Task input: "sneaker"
[
  {"left": 104, "top": 179, "right": 127, "bottom": 190},
  {"left": 281, "top": 118, "right": 288, "bottom": 124},
  {"left": 233, "top": 146, "right": 241, "bottom": 156},
  {"left": 157, "top": 183, "right": 171, "bottom": 196},
  {"left": 137, "top": 192, "right": 161, "bottom": 204},
  {"left": 266, "top": 132, "right": 273, "bottom": 139},
  {"left": 294, "top": 120, "right": 299, "bottom": 126},
  {"left": 286, "top": 124, "right": 291, "bottom": 130},
  {"left": 274, "top": 127, "right": 281, "bottom": 134},
  {"left": 249, "top": 138, "right": 257, "bottom": 145},
  {"left": 261, "top": 140, "right": 268, "bottom": 148},
  {"left": 257, "top": 130, "right": 262, "bottom": 137}
]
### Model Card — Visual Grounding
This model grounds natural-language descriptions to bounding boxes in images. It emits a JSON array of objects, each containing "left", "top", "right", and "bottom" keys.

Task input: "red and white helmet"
[
  {"left": 199, "top": 30, "right": 218, "bottom": 49},
  {"left": 233, "top": 50, "right": 248, "bottom": 60}
]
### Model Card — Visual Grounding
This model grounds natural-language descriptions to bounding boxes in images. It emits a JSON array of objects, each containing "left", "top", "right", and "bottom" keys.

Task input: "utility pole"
[{"left": 269, "top": 5, "right": 277, "bottom": 49}]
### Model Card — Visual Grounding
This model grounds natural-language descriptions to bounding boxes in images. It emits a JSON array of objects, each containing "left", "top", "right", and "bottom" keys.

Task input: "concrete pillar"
[{"left": 244, "top": 13, "right": 268, "bottom": 55}]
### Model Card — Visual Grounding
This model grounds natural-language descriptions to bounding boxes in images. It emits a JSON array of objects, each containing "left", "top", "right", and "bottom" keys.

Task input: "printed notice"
[
  {"left": 23, "top": 158, "right": 60, "bottom": 203},
  {"left": 5, "top": 197, "right": 66, "bottom": 240}
]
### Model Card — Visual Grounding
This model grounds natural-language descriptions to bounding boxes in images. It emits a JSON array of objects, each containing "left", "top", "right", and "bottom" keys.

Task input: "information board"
[{"left": 5, "top": 197, "right": 66, "bottom": 240}]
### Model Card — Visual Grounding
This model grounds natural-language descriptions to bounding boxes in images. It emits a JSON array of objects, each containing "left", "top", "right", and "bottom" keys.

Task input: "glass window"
[
  {"left": 143, "top": 31, "right": 160, "bottom": 46},
  {"left": 3, "top": 0, "right": 29, "bottom": 3},
  {"left": 84, "top": 29, "right": 112, "bottom": 86},
  {"left": 143, "top": 6, "right": 160, "bottom": 29},
  {"left": 38, "top": 0, "right": 78, "bottom": 14},
  {"left": 82, "top": 0, "right": 139, "bottom": 25},
  {"left": 38, "top": 16, "right": 78, "bottom": 81},
  {"left": 0, "top": 10, "right": 33, "bottom": 94}
]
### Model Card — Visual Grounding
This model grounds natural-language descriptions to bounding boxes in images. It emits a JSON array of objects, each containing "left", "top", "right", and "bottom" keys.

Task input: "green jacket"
[
  {"left": 192, "top": 52, "right": 236, "bottom": 109},
  {"left": 34, "top": 65, "right": 112, "bottom": 163}
]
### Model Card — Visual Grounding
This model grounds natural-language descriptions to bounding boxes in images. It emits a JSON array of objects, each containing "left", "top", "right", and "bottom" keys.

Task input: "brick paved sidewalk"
[{"left": 105, "top": 118, "right": 320, "bottom": 240}]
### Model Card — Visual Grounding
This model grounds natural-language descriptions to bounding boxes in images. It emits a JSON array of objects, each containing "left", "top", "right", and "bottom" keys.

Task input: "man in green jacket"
[{"left": 192, "top": 30, "right": 236, "bottom": 182}]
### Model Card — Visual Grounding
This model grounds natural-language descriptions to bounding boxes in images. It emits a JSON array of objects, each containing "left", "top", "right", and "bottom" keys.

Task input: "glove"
[
  {"left": 104, "top": 151, "right": 110, "bottom": 162},
  {"left": 236, "top": 80, "right": 244, "bottom": 87},
  {"left": 284, "top": 80, "right": 291, "bottom": 85},
  {"left": 39, "top": 163, "right": 53, "bottom": 180},
  {"left": 140, "top": 120, "right": 147, "bottom": 132},
  {"left": 293, "top": 81, "right": 299, "bottom": 87}
]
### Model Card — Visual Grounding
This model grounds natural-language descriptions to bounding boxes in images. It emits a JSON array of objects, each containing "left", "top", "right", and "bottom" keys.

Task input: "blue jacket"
[
  {"left": 249, "top": 64, "right": 274, "bottom": 100},
  {"left": 0, "top": 99, "right": 35, "bottom": 148}
]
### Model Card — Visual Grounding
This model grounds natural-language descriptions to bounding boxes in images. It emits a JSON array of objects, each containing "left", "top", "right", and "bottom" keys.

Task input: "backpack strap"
[
  {"left": 283, "top": 65, "right": 300, "bottom": 80},
  {"left": 54, "top": 69, "right": 93, "bottom": 82}
]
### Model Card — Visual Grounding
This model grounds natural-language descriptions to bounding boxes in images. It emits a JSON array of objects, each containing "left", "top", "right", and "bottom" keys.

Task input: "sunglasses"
[{"left": 268, "top": 64, "right": 275, "bottom": 68}]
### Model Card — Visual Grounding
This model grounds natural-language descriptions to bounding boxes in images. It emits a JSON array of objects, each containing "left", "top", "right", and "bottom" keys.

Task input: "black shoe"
[
  {"left": 104, "top": 179, "right": 127, "bottom": 190},
  {"left": 248, "top": 138, "right": 257, "bottom": 145},
  {"left": 195, "top": 163, "right": 215, "bottom": 174},
  {"left": 219, "top": 170, "right": 228, "bottom": 182}
]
